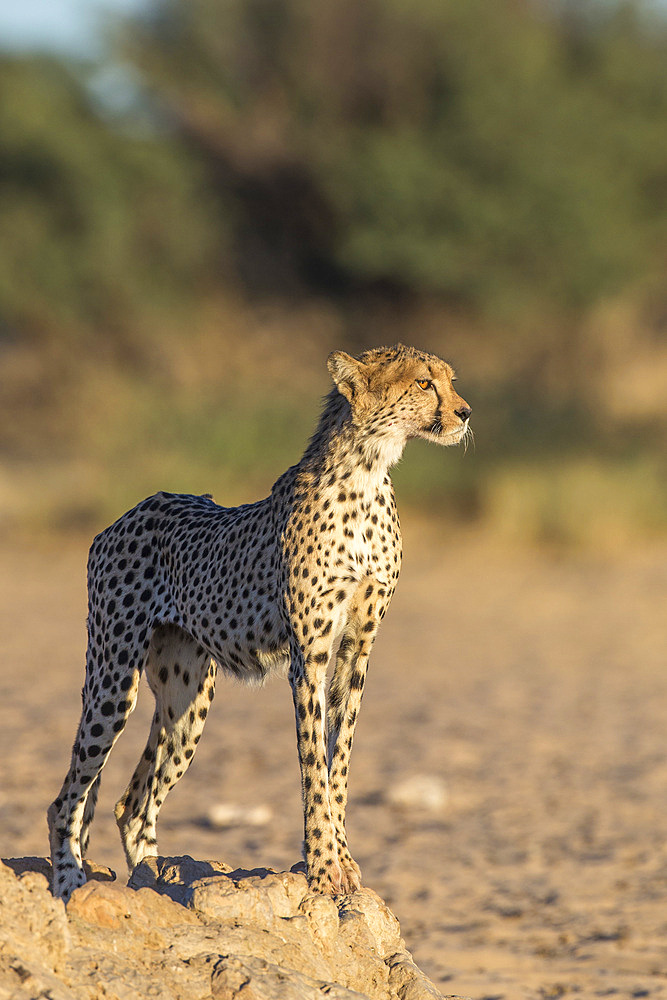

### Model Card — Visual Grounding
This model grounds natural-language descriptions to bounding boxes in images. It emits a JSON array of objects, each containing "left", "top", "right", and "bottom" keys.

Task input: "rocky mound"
[{"left": 0, "top": 856, "right": 463, "bottom": 1000}]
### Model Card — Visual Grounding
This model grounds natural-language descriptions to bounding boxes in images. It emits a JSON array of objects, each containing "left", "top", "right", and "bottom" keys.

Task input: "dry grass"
[{"left": 1, "top": 295, "right": 666, "bottom": 550}]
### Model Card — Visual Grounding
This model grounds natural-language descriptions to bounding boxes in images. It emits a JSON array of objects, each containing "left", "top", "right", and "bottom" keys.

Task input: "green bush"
[
  {"left": 0, "top": 55, "right": 221, "bottom": 346},
  {"left": 121, "top": 0, "right": 667, "bottom": 317}
]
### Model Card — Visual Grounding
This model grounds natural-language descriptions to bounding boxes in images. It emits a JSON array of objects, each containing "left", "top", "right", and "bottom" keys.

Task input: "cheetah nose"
[{"left": 455, "top": 405, "right": 471, "bottom": 423}]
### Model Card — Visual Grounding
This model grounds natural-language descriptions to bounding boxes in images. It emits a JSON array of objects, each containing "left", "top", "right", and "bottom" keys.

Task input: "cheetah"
[{"left": 48, "top": 343, "right": 472, "bottom": 901}]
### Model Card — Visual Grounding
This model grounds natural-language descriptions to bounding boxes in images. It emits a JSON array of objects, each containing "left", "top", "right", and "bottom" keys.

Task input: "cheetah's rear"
[{"left": 48, "top": 344, "right": 471, "bottom": 901}]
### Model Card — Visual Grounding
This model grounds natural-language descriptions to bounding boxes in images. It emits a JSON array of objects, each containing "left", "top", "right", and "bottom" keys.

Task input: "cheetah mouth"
[
  {"left": 421, "top": 421, "right": 464, "bottom": 438},
  {"left": 417, "top": 423, "right": 469, "bottom": 446}
]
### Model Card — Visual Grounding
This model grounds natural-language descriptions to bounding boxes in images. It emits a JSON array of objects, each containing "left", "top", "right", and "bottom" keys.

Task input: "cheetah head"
[{"left": 328, "top": 344, "right": 472, "bottom": 456}]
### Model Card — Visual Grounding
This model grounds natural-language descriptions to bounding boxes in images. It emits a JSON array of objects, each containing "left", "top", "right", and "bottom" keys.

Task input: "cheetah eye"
[{"left": 416, "top": 379, "right": 432, "bottom": 391}]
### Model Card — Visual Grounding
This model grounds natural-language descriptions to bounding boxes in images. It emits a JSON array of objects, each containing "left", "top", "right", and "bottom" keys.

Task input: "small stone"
[
  {"left": 207, "top": 802, "right": 273, "bottom": 828},
  {"left": 385, "top": 775, "right": 448, "bottom": 812}
]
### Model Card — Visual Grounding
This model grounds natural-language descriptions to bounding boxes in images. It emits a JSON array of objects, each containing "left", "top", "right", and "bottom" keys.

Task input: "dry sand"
[{"left": 1, "top": 526, "right": 666, "bottom": 999}]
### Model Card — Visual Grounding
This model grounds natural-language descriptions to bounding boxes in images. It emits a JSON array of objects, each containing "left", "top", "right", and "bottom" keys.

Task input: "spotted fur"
[{"left": 48, "top": 344, "right": 471, "bottom": 901}]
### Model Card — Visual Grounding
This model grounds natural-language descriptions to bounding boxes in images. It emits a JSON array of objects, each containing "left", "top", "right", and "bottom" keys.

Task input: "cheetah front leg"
[
  {"left": 327, "top": 613, "right": 380, "bottom": 893},
  {"left": 288, "top": 631, "right": 344, "bottom": 895}
]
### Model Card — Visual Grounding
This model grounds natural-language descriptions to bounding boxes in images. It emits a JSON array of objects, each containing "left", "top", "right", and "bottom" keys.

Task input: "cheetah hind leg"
[
  {"left": 48, "top": 661, "right": 144, "bottom": 902},
  {"left": 80, "top": 773, "right": 101, "bottom": 859},
  {"left": 114, "top": 624, "right": 216, "bottom": 872}
]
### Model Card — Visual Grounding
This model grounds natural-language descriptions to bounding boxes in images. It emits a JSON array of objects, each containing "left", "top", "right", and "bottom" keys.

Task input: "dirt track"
[{"left": 1, "top": 527, "right": 666, "bottom": 999}]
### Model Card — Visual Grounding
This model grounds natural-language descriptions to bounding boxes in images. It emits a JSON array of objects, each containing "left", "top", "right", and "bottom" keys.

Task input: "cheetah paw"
[
  {"left": 338, "top": 854, "right": 362, "bottom": 893},
  {"left": 308, "top": 861, "right": 345, "bottom": 895},
  {"left": 309, "top": 856, "right": 361, "bottom": 896},
  {"left": 53, "top": 867, "right": 87, "bottom": 903}
]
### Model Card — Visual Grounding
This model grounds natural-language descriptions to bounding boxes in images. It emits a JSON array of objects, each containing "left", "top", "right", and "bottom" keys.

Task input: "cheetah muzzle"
[{"left": 48, "top": 343, "right": 472, "bottom": 901}]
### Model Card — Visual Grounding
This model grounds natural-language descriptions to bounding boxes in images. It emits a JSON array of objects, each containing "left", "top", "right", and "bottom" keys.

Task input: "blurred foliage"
[
  {"left": 0, "top": 55, "right": 220, "bottom": 350},
  {"left": 119, "top": 0, "right": 667, "bottom": 316},
  {"left": 1, "top": 0, "right": 666, "bottom": 547},
  {"left": 2, "top": 0, "right": 666, "bottom": 336}
]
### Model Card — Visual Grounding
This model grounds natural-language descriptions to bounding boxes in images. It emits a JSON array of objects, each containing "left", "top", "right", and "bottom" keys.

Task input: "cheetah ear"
[{"left": 327, "top": 351, "right": 369, "bottom": 403}]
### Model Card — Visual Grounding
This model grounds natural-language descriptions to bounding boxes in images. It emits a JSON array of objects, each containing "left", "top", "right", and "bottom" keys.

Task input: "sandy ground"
[{"left": 1, "top": 525, "right": 667, "bottom": 999}]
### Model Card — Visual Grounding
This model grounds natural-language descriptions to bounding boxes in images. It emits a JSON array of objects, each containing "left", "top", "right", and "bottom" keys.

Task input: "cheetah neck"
[{"left": 300, "top": 389, "right": 406, "bottom": 495}]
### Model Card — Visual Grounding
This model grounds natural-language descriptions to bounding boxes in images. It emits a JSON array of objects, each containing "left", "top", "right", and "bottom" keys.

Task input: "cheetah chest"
[
  {"left": 332, "top": 503, "right": 399, "bottom": 581},
  {"left": 289, "top": 484, "right": 402, "bottom": 593}
]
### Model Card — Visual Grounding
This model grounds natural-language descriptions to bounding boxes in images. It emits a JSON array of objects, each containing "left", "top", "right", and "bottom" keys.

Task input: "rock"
[
  {"left": 0, "top": 855, "right": 467, "bottom": 1000},
  {"left": 210, "top": 954, "right": 364, "bottom": 1000},
  {"left": 67, "top": 879, "right": 202, "bottom": 936},
  {"left": 3, "top": 854, "right": 116, "bottom": 886},
  {"left": 127, "top": 853, "right": 234, "bottom": 905},
  {"left": 0, "top": 858, "right": 71, "bottom": 999}
]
